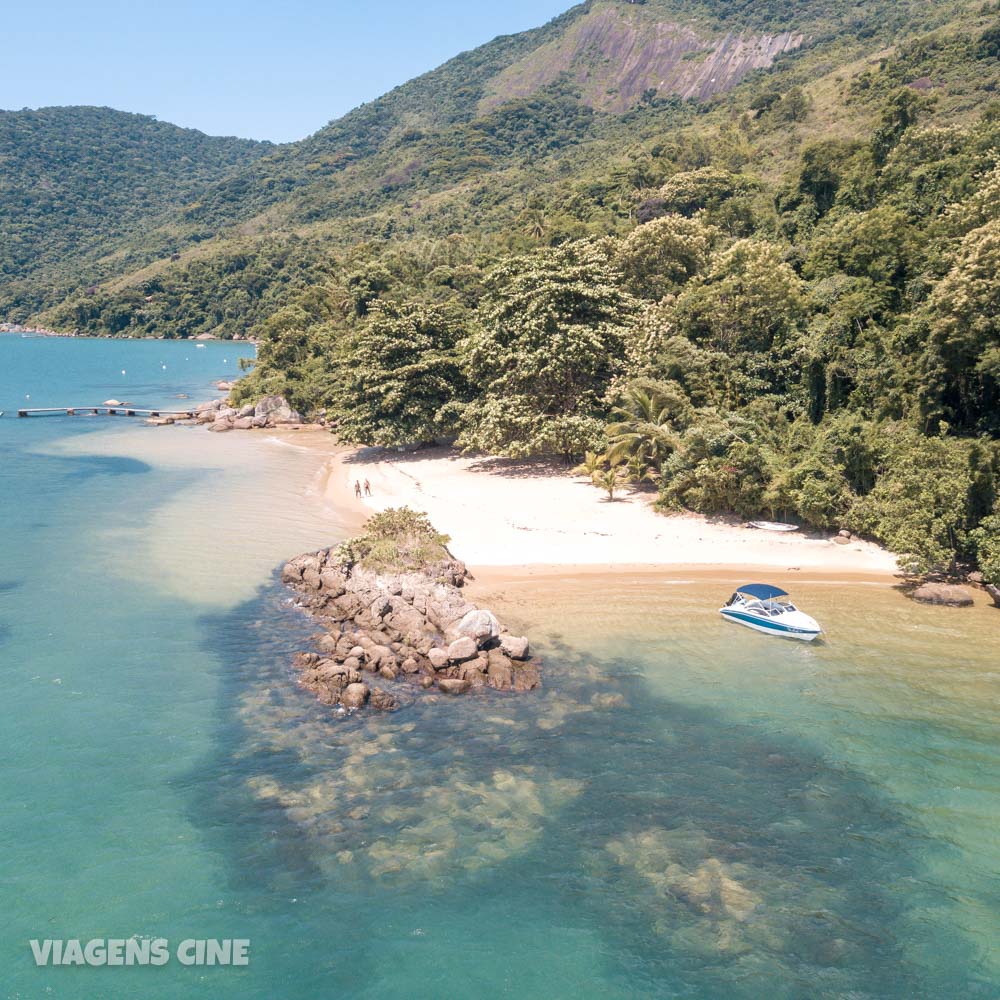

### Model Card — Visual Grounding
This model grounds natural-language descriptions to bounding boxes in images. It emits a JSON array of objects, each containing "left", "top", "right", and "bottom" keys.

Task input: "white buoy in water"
[{"left": 121, "top": 369, "right": 126, "bottom": 375}]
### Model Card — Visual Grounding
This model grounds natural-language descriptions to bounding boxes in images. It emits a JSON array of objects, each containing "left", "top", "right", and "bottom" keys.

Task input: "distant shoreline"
[{"left": 0, "top": 326, "right": 257, "bottom": 344}]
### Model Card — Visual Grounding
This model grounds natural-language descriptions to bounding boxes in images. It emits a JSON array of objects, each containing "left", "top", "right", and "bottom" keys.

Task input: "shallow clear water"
[{"left": 2, "top": 337, "right": 999, "bottom": 998}]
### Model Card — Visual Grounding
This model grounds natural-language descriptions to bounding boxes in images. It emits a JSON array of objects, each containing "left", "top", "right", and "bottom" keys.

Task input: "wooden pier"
[{"left": 16, "top": 406, "right": 195, "bottom": 419}]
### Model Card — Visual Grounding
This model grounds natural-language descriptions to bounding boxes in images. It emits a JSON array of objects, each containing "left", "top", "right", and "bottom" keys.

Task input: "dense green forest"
[
  {"left": 0, "top": 107, "right": 269, "bottom": 317},
  {"left": 4, "top": 0, "right": 1000, "bottom": 578}
]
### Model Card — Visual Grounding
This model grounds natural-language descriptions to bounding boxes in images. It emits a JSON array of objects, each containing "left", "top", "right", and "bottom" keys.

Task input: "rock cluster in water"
[
  {"left": 146, "top": 394, "right": 316, "bottom": 431},
  {"left": 281, "top": 549, "right": 540, "bottom": 713},
  {"left": 198, "top": 394, "right": 303, "bottom": 432}
]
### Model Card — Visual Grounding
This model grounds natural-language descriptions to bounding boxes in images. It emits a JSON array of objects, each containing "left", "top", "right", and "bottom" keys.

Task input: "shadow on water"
[{"left": 181, "top": 577, "right": 977, "bottom": 999}]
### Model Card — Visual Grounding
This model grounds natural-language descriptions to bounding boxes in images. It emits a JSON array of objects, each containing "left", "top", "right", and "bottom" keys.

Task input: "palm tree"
[
  {"left": 521, "top": 208, "right": 547, "bottom": 240},
  {"left": 593, "top": 464, "right": 631, "bottom": 501},
  {"left": 572, "top": 450, "right": 606, "bottom": 479},
  {"left": 605, "top": 385, "right": 687, "bottom": 477}
]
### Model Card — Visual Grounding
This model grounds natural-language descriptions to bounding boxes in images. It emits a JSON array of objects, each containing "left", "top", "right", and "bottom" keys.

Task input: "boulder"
[
  {"left": 319, "top": 570, "right": 346, "bottom": 596},
  {"left": 238, "top": 403, "right": 256, "bottom": 418},
  {"left": 512, "top": 662, "right": 542, "bottom": 692},
  {"left": 384, "top": 598, "right": 428, "bottom": 640},
  {"left": 366, "top": 645, "right": 396, "bottom": 671},
  {"left": 370, "top": 688, "right": 399, "bottom": 712},
  {"left": 207, "top": 417, "right": 233, "bottom": 432},
  {"left": 499, "top": 635, "right": 531, "bottom": 660},
  {"left": 427, "top": 647, "right": 450, "bottom": 670},
  {"left": 455, "top": 609, "right": 500, "bottom": 647},
  {"left": 486, "top": 657, "right": 513, "bottom": 691},
  {"left": 437, "top": 678, "right": 471, "bottom": 695},
  {"left": 447, "top": 636, "right": 478, "bottom": 662},
  {"left": 315, "top": 634, "right": 340, "bottom": 654},
  {"left": 254, "top": 395, "right": 302, "bottom": 425},
  {"left": 369, "top": 596, "right": 393, "bottom": 620},
  {"left": 400, "top": 657, "right": 420, "bottom": 674},
  {"left": 459, "top": 660, "right": 487, "bottom": 682},
  {"left": 986, "top": 583, "right": 1000, "bottom": 608},
  {"left": 911, "top": 583, "right": 974, "bottom": 607},
  {"left": 252, "top": 415, "right": 268, "bottom": 428},
  {"left": 281, "top": 560, "right": 304, "bottom": 583},
  {"left": 233, "top": 417, "right": 254, "bottom": 430},
  {"left": 341, "top": 683, "right": 370, "bottom": 709}
]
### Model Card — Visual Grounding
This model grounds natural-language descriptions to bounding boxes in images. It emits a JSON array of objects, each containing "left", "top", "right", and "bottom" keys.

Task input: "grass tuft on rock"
[{"left": 336, "top": 507, "right": 451, "bottom": 574}]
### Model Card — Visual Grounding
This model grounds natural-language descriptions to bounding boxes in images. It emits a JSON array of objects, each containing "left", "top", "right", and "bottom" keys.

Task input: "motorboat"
[{"left": 720, "top": 584, "right": 822, "bottom": 641}]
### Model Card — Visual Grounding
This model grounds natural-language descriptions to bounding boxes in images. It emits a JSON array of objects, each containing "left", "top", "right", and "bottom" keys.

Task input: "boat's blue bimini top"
[{"left": 736, "top": 584, "right": 789, "bottom": 600}]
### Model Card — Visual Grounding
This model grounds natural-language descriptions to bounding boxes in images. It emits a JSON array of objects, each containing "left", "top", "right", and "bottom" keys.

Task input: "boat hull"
[{"left": 720, "top": 608, "right": 821, "bottom": 641}]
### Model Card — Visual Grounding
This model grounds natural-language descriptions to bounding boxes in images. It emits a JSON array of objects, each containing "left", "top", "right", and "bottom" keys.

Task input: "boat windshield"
[{"left": 744, "top": 599, "right": 796, "bottom": 616}]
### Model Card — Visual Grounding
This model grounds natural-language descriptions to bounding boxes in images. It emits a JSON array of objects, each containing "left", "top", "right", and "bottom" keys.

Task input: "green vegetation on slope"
[
  {"left": 0, "top": 106, "right": 269, "bottom": 318},
  {"left": 6, "top": 0, "right": 1000, "bottom": 580}
]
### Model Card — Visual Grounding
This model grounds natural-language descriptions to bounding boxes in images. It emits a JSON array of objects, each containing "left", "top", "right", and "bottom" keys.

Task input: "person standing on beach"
[
  {"left": 364, "top": 479, "right": 372, "bottom": 497},
  {"left": 354, "top": 480, "right": 362, "bottom": 499}
]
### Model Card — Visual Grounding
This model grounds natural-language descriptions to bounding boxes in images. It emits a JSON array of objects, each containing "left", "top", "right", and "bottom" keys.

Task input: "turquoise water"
[{"left": 2, "top": 337, "right": 999, "bottom": 998}]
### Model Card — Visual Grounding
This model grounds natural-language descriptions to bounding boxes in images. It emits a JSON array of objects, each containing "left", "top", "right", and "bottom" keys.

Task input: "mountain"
[
  {"left": 0, "top": 106, "right": 270, "bottom": 316},
  {"left": 1, "top": 0, "right": 962, "bottom": 334}
]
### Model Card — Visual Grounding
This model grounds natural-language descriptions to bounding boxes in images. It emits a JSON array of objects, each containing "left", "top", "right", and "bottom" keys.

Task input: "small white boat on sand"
[
  {"left": 720, "top": 584, "right": 822, "bottom": 641},
  {"left": 747, "top": 521, "right": 799, "bottom": 532}
]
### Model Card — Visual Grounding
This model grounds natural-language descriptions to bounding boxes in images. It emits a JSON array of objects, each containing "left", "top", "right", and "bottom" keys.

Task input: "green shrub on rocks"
[{"left": 335, "top": 507, "right": 451, "bottom": 573}]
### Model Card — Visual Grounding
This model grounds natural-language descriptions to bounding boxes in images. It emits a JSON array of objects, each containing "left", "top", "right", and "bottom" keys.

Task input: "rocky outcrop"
[
  {"left": 152, "top": 395, "right": 315, "bottom": 433},
  {"left": 910, "top": 583, "right": 975, "bottom": 607},
  {"left": 482, "top": 7, "right": 803, "bottom": 114},
  {"left": 282, "top": 546, "right": 539, "bottom": 714},
  {"left": 984, "top": 583, "right": 1000, "bottom": 608}
]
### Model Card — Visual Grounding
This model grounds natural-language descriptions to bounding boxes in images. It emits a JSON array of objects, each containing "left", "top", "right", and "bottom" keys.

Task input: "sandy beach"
[{"left": 335, "top": 446, "right": 900, "bottom": 578}]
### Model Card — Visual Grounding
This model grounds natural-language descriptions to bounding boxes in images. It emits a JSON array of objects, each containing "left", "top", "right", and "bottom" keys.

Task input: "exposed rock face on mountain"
[
  {"left": 281, "top": 547, "right": 540, "bottom": 714},
  {"left": 483, "top": 8, "right": 803, "bottom": 112}
]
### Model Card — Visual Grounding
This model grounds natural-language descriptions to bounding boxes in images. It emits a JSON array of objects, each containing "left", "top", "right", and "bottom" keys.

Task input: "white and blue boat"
[{"left": 720, "top": 584, "right": 822, "bottom": 642}]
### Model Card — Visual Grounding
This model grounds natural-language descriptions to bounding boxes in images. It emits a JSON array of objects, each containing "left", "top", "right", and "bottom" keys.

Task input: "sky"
[{"left": 1, "top": 0, "right": 573, "bottom": 143}]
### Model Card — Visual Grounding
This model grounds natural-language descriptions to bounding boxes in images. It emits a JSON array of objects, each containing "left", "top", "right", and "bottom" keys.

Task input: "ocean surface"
[{"left": 1, "top": 335, "right": 999, "bottom": 999}]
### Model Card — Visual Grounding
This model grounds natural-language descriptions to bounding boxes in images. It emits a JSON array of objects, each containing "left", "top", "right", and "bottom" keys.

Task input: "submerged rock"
[
  {"left": 437, "top": 678, "right": 471, "bottom": 695},
  {"left": 911, "top": 583, "right": 974, "bottom": 607}
]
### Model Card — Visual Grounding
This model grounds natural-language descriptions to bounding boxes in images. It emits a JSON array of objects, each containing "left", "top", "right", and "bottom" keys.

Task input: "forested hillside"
[
  {"left": 0, "top": 107, "right": 269, "bottom": 317},
  {"left": 5, "top": 0, "right": 1000, "bottom": 578}
]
